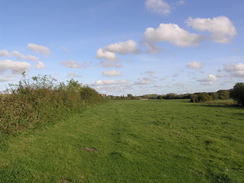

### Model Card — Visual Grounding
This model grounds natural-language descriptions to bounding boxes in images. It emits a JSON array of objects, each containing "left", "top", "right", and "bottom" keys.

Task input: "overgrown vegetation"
[{"left": 0, "top": 75, "right": 105, "bottom": 134}]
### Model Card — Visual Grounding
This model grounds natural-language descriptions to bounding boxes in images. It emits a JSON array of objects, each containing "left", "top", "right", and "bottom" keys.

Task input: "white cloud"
[
  {"left": 97, "top": 40, "right": 137, "bottom": 62},
  {"left": 27, "top": 43, "right": 50, "bottom": 55},
  {"left": 0, "top": 50, "right": 9, "bottom": 57},
  {"left": 67, "top": 72, "right": 82, "bottom": 78},
  {"left": 96, "top": 48, "right": 117, "bottom": 61},
  {"left": 144, "top": 41, "right": 161, "bottom": 53},
  {"left": 36, "top": 61, "right": 45, "bottom": 69},
  {"left": 0, "top": 60, "right": 31, "bottom": 74},
  {"left": 144, "top": 23, "right": 201, "bottom": 47},
  {"left": 11, "top": 51, "right": 39, "bottom": 62},
  {"left": 198, "top": 74, "right": 217, "bottom": 84},
  {"left": 95, "top": 80, "right": 127, "bottom": 86},
  {"left": 187, "top": 61, "right": 203, "bottom": 69},
  {"left": 93, "top": 84, "right": 133, "bottom": 95},
  {"left": 103, "top": 70, "right": 121, "bottom": 77},
  {"left": 145, "top": 0, "right": 171, "bottom": 15},
  {"left": 186, "top": 16, "right": 237, "bottom": 43},
  {"left": 224, "top": 63, "right": 244, "bottom": 77},
  {"left": 134, "top": 77, "right": 153, "bottom": 85},
  {"left": 0, "top": 50, "right": 40, "bottom": 62},
  {"left": 61, "top": 60, "right": 81, "bottom": 68},
  {"left": 105, "top": 40, "right": 138, "bottom": 54}
]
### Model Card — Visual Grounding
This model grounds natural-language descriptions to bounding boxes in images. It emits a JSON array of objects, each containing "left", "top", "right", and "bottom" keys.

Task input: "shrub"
[
  {"left": 230, "top": 83, "right": 244, "bottom": 106},
  {"left": 217, "top": 90, "right": 230, "bottom": 100},
  {"left": 0, "top": 75, "right": 105, "bottom": 134},
  {"left": 190, "top": 93, "right": 212, "bottom": 103},
  {"left": 190, "top": 90, "right": 231, "bottom": 103}
]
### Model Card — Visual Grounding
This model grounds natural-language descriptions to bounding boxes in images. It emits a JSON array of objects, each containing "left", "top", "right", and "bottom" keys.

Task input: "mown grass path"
[{"left": 0, "top": 100, "right": 243, "bottom": 183}]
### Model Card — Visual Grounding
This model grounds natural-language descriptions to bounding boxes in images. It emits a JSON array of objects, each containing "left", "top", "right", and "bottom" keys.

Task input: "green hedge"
[{"left": 0, "top": 75, "right": 105, "bottom": 134}]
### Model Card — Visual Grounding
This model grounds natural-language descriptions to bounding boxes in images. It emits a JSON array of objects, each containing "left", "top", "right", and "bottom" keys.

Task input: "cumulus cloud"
[
  {"left": 144, "top": 41, "right": 161, "bottom": 53},
  {"left": 134, "top": 77, "right": 153, "bottom": 85},
  {"left": 103, "top": 70, "right": 121, "bottom": 77},
  {"left": 224, "top": 63, "right": 244, "bottom": 77},
  {"left": 0, "top": 50, "right": 9, "bottom": 57},
  {"left": 0, "top": 60, "right": 31, "bottom": 74},
  {"left": 145, "top": 0, "right": 171, "bottom": 15},
  {"left": 105, "top": 40, "right": 138, "bottom": 54},
  {"left": 92, "top": 84, "right": 133, "bottom": 95},
  {"left": 11, "top": 51, "right": 39, "bottom": 62},
  {"left": 0, "top": 50, "right": 40, "bottom": 62},
  {"left": 96, "top": 40, "right": 137, "bottom": 61},
  {"left": 36, "top": 61, "right": 45, "bottom": 69},
  {"left": 27, "top": 43, "right": 50, "bottom": 55},
  {"left": 187, "top": 61, "right": 203, "bottom": 69},
  {"left": 95, "top": 80, "right": 127, "bottom": 86},
  {"left": 61, "top": 60, "right": 81, "bottom": 68},
  {"left": 96, "top": 48, "right": 117, "bottom": 61},
  {"left": 198, "top": 74, "right": 217, "bottom": 84},
  {"left": 144, "top": 23, "right": 202, "bottom": 47},
  {"left": 186, "top": 16, "right": 237, "bottom": 43},
  {"left": 61, "top": 60, "right": 89, "bottom": 69}
]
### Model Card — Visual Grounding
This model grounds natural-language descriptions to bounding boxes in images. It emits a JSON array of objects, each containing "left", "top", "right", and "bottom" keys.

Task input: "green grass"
[{"left": 0, "top": 100, "right": 243, "bottom": 183}]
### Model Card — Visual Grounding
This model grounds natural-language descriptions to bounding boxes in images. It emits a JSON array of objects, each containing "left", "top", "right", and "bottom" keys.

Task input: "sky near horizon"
[{"left": 0, "top": 0, "right": 244, "bottom": 95}]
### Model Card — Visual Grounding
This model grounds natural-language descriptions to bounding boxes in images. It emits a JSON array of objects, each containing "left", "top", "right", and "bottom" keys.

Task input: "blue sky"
[{"left": 0, "top": 0, "right": 244, "bottom": 95}]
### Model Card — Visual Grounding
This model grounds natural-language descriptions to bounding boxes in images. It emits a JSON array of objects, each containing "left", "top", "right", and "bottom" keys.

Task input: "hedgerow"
[{"left": 0, "top": 75, "right": 105, "bottom": 134}]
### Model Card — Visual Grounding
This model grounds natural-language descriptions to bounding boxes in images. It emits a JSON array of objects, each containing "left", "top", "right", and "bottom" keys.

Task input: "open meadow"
[
  {"left": 0, "top": 100, "right": 243, "bottom": 183},
  {"left": 1, "top": 0, "right": 244, "bottom": 182}
]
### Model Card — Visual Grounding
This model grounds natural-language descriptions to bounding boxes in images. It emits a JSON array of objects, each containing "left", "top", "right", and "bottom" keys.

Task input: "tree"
[{"left": 230, "top": 83, "right": 244, "bottom": 106}]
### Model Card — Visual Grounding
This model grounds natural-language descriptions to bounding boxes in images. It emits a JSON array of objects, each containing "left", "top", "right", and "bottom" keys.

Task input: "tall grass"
[{"left": 0, "top": 75, "right": 105, "bottom": 134}]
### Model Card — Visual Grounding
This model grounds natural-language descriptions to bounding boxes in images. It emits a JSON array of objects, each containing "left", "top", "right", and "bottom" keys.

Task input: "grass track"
[{"left": 0, "top": 100, "right": 243, "bottom": 183}]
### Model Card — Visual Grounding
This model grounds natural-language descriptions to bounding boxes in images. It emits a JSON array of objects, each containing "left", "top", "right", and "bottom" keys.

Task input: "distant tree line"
[{"left": 108, "top": 83, "right": 244, "bottom": 106}]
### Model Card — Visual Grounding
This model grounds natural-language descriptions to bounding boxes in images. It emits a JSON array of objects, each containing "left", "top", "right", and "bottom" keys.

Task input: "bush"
[
  {"left": 190, "top": 90, "right": 231, "bottom": 103},
  {"left": 0, "top": 75, "right": 105, "bottom": 134},
  {"left": 190, "top": 93, "right": 212, "bottom": 103},
  {"left": 230, "top": 83, "right": 244, "bottom": 106},
  {"left": 217, "top": 90, "right": 230, "bottom": 100}
]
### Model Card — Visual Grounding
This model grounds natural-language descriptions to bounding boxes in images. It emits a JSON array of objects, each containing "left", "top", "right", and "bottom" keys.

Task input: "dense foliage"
[
  {"left": 190, "top": 90, "right": 230, "bottom": 103},
  {"left": 230, "top": 83, "right": 244, "bottom": 106},
  {"left": 0, "top": 75, "right": 105, "bottom": 134}
]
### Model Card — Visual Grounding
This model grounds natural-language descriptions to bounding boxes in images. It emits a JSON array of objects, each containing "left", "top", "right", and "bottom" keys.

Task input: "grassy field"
[{"left": 0, "top": 100, "right": 243, "bottom": 183}]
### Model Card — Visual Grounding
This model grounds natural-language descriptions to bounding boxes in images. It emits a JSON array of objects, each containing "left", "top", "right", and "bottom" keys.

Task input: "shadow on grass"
[
  {"left": 189, "top": 103, "right": 243, "bottom": 109},
  {"left": 200, "top": 104, "right": 240, "bottom": 108}
]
